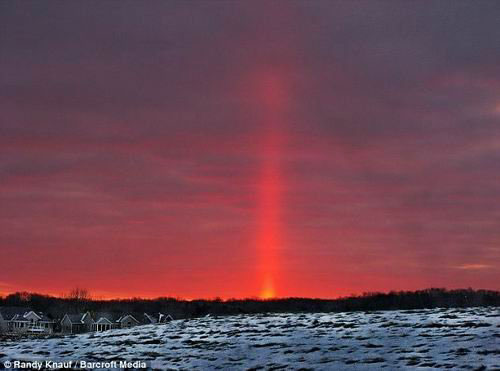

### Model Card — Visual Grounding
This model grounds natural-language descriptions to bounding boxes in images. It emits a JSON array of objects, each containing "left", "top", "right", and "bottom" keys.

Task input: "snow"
[{"left": 0, "top": 307, "right": 498, "bottom": 370}]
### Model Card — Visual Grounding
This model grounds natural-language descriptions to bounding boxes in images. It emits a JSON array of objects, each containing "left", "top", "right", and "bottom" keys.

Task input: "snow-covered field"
[{"left": 0, "top": 307, "right": 498, "bottom": 370}]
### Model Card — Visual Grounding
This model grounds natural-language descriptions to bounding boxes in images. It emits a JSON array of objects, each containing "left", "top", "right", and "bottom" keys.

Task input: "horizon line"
[{"left": 1, "top": 287, "right": 498, "bottom": 303}]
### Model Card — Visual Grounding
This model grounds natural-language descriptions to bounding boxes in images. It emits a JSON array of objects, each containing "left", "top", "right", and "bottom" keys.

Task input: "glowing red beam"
[{"left": 256, "top": 72, "right": 287, "bottom": 299}]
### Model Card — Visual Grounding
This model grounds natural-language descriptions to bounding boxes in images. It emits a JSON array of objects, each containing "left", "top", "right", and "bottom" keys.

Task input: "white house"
[
  {"left": 117, "top": 314, "right": 140, "bottom": 328},
  {"left": 1, "top": 309, "right": 56, "bottom": 334},
  {"left": 91, "top": 313, "right": 121, "bottom": 332},
  {"left": 60, "top": 312, "right": 93, "bottom": 334},
  {"left": 0, "top": 307, "right": 30, "bottom": 333},
  {"left": 143, "top": 313, "right": 158, "bottom": 324},
  {"left": 143, "top": 312, "right": 173, "bottom": 325},
  {"left": 158, "top": 313, "right": 174, "bottom": 323}
]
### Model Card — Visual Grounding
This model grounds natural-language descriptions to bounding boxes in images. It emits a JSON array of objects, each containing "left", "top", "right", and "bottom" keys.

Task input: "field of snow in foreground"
[{"left": 0, "top": 307, "right": 498, "bottom": 370}]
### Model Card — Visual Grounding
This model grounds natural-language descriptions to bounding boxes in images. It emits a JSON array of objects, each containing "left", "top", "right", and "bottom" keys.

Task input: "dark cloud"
[{"left": 1, "top": 1, "right": 499, "bottom": 297}]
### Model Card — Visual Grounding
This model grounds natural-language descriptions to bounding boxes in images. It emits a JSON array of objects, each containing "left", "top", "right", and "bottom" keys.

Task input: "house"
[
  {"left": 61, "top": 312, "right": 159, "bottom": 332},
  {"left": 91, "top": 312, "right": 121, "bottom": 332},
  {"left": 1, "top": 309, "right": 56, "bottom": 334},
  {"left": 60, "top": 312, "right": 93, "bottom": 334},
  {"left": 12, "top": 311, "right": 56, "bottom": 334},
  {"left": 0, "top": 307, "right": 30, "bottom": 333},
  {"left": 117, "top": 314, "right": 140, "bottom": 328},
  {"left": 143, "top": 312, "right": 173, "bottom": 325},
  {"left": 158, "top": 313, "right": 174, "bottom": 323},
  {"left": 143, "top": 313, "right": 158, "bottom": 324},
  {"left": 2, "top": 307, "right": 174, "bottom": 335}
]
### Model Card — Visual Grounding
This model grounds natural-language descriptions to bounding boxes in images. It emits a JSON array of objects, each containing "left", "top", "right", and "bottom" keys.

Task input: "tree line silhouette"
[{"left": 1, "top": 288, "right": 498, "bottom": 320}]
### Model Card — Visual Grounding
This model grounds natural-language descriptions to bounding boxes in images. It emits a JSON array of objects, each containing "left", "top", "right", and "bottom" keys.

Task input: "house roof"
[
  {"left": 159, "top": 313, "right": 174, "bottom": 322},
  {"left": 64, "top": 313, "right": 85, "bottom": 324},
  {"left": 0, "top": 306, "right": 31, "bottom": 321},
  {"left": 37, "top": 313, "right": 54, "bottom": 322},
  {"left": 143, "top": 313, "right": 158, "bottom": 324},
  {"left": 24, "top": 311, "right": 42, "bottom": 320},
  {"left": 95, "top": 317, "right": 113, "bottom": 325},
  {"left": 10, "top": 314, "right": 29, "bottom": 322},
  {"left": 94, "top": 312, "right": 121, "bottom": 323},
  {"left": 142, "top": 312, "right": 173, "bottom": 324},
  {"left": 8, "top": 310, "right": 54, "bottom": 322},
  {"left": 117, "top": 314, "right": 140, "bottom": 324}
]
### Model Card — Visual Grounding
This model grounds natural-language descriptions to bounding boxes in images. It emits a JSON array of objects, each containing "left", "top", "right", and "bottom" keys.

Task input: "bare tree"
[
  {"left": 67, "top": 287, "right": 91, "bottom": 301},
  {"left": 65, "top": 287, "right": 92, "bottom": 313}
]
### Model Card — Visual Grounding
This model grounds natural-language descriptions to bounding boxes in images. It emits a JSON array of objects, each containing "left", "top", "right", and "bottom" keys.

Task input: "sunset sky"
[{"left": 1, "top": 1, "right": 499, "bottom": 299}]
